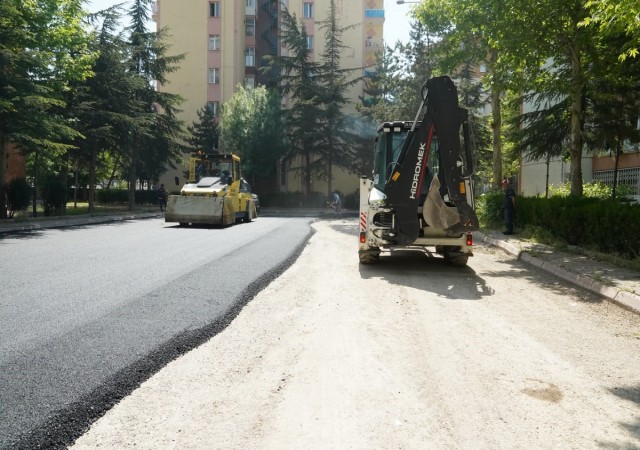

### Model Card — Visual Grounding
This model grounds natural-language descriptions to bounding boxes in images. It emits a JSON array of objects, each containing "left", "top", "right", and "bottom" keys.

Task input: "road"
[
  {"left": 0, "top": 217, "right": 314, "bottom": 449},
  {"left": 72, "top": 219, "right": 640, "bottom": 450}
]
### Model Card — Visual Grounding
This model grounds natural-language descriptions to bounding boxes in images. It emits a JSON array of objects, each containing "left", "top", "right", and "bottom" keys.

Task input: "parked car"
[{"left": 252, "top": 193, "right": 260, "bottom": 213}]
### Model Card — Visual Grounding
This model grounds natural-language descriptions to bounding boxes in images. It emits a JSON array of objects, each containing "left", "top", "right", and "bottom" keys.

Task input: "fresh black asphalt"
[{"left": 0, "top": 217, "right": 314, "bottom": 449}]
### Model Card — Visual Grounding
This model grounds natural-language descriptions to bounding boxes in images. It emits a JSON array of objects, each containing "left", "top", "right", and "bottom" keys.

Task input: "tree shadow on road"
[
  {"left": 358, "top": 250, "right": 494, "bottom": 301},
  {"left": 598, "top": 383, "right": 640, "bottom": 449}
]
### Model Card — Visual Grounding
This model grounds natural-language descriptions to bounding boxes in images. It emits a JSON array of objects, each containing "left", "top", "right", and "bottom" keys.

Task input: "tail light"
[
  {"left": 466, "top": 233, "right": 473, "bottom": 247},
  {"left": 359, "top": 232, "right": 367, "bottom": 244}
]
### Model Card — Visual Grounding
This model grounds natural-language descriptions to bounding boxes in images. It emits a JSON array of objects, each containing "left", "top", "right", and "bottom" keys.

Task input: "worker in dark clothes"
[{"left": 502, "top": 179, "right": 516, "bottom": 235}]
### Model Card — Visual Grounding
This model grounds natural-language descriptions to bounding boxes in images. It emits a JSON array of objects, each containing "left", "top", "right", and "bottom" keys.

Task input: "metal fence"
[{"left": 593, "top": 167, "right": 640, "bottom": 199}]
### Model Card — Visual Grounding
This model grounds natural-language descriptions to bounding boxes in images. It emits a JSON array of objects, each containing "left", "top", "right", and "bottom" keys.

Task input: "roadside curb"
[
  {"left": 0, "top": 212, "right": 163, "bottom": 234},
  {"left": 476, "top": 231, "right": 640, "bottom": 315}
]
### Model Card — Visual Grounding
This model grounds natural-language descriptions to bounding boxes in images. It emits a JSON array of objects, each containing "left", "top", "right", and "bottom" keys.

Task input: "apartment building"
[{"left": 155, "top": 0, "right": 385, "bottom": 197}]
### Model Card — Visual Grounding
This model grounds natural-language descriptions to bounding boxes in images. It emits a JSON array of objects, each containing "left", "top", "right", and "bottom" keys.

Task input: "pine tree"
[
  {"left": 124, "top": 0, "right": 185, "bottom": 208},
  {"left": 188, "top": 105, "right": 220, "bottom": 153},
  {"left": 263, "top": 7, "right": 324, "bottom": 195},
  {"left": 315, "top": 0, "right": 362, "bottom": 196}
]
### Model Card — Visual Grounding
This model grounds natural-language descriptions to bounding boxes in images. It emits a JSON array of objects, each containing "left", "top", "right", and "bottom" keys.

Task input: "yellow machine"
[{"left": 165, "top": 153, "right": 257, "bottom": 226}]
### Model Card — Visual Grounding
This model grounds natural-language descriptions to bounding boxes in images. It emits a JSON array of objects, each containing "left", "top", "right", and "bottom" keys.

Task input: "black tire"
[
  {"left": 359, "top": 252, "right": 380, "bottom": 264},
  {"left": 445, "top": 254, "right": 468, "bottom": 267}
]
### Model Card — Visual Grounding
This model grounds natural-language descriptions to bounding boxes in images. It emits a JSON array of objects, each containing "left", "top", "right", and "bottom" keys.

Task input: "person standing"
[
  {"left": 158, "top": 183, "right": 167, "bottom": 212},
  {"left": 502, "top": 179, "right": 516, "bottom": 235}
]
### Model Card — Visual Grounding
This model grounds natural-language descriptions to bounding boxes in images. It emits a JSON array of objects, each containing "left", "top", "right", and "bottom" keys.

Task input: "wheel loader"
[
  {"left": 165, "top": 152, "right": 257, "bottom": 226},
  {"left": 358, "top": 76, "right": 479, "bottom": 266}
]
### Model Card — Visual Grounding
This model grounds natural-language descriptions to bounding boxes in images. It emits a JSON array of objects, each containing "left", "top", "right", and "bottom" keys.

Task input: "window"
[
  {"left": 207, "top": 101, "right": 219, "bottom": 116},
  {"left": 306, "top": 35, "right": 314, "bottom": 49},
  {"left": 208, "top": 68, "right": 219, "bottom": 84},
  {"left": 245, "top": 47, "right": 255, "bottom": 67},
  {"left": 209, "top": 2, "right": 220, "bottom": 17},
  {"left": 364, "top": 9, "right": 384, "bottom": 18},
  {"left": 245, "top": 18, "right": 255, "bottom": 37},
  {"left": 303, "top": 2, "right": 313, "bottom": 18},
  {"left": 246, "top": 0, "right": 255, "bottom": 7},
  {"left": 209, "top": 35, "right": 220, "bottom": 51},
  {"left": 245, "top": 77, "right": 255, "bottom": 89}
]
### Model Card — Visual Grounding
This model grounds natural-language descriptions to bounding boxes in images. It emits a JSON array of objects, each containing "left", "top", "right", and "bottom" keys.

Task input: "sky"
[{"left": 87, "top": 0, "right": 414, "bottom": 46}]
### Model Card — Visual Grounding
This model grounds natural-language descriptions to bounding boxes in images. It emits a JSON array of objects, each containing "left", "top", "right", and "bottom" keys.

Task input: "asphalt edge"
[
  {"left": 0, "top": 212, "right": 163, "bottom": 234},
  {"left": 476, "top": 231, "right": 640, "bottom": 315}
]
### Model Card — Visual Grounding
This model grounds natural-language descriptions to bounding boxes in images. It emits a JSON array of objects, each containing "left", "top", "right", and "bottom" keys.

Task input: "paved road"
[{"left": 0, "top": 217, "right": 313, "bottom": 449}]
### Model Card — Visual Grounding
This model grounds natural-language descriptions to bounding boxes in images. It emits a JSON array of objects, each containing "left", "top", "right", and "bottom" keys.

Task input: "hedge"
[
  {"left": 95, "top": 189, "right": 161, "bottom": 205},
  {"left": 477, "top": 192, "right": 640, "bottom": 257}
]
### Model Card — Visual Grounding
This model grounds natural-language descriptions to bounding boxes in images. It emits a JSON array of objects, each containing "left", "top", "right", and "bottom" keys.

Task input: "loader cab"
[{"left": 373, "top": 121, "right": 440, "bottom": 199}]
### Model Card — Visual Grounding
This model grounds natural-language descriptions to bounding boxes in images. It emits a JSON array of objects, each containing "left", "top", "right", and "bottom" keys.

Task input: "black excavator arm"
[{"left": 384, "top": 76, "right": 479, "bottom": 245}]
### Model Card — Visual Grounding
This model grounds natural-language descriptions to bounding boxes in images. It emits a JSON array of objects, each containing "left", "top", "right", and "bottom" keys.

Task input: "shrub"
[
  {"left": 476, "top": 190, "right": 504, "bottom": 228},
  {"left": 548, "top": 181, "right": 612, "bottom": 199},
  {"left": 40, "top": 175, "right": 67, "bottom": 216},
  {"left": 5, "top": 178, "right": 31, "bottom": 218}
]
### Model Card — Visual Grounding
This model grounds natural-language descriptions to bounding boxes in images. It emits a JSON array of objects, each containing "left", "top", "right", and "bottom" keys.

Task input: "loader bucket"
[{"left": 165, "top": 195, "right": 235, "bottom": 225}]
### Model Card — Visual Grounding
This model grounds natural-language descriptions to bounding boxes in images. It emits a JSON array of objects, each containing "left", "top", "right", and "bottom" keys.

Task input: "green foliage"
[
  {"left": 583, "top": 0, "right": 640, "bottom": 61},
  {"left": 263, "top": 1, "right": 361, "bottom": 196},
  {"left": 548, "top": 181, "right": 612, "bottom": 199},
  {"left": 5, "top": 178, "right": 31, "bottom": 218},
  {"left": 480, "top": 189, "right": 640, "bottom": 257},
  {"left": 221, "top": 85, "right": 285, "bottom": 180},
  {"left": 388, "top": 19, "right": 439, "bottom": 120},
  {"left": 476, "top": 190, "right": 504, "bottom": 228},
  {"left": 41, "top": 174, "right": 68, "bottom": 216},
  {"left": 0, "top": 0, "right": 94, "bottom": 216},
  {"left": 96, "top": 189, "right": 158, "bottom": 204},
  {"left": 357, "top": 47, "right": 400, "bottom": 124},
  {"left": 188, "top": 104, "right": 220, "bottom": 152}
]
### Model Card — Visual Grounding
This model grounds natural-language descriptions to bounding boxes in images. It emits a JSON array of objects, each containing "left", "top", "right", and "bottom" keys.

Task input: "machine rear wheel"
[
  {"left": 359, "top": 252, "right": 380, "bottom": 264},
  {"left": 444, "top": 254, "right": 468, "bottom": 267}
]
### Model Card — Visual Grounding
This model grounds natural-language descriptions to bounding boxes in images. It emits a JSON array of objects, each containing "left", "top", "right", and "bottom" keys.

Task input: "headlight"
[{"left": 369, "top": 186, "right": 386, "bottom": 206}]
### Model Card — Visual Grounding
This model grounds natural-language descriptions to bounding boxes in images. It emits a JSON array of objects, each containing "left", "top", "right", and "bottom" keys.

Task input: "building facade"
[{"left": 155, "top": 0, "right": 384, "bottom": 198}]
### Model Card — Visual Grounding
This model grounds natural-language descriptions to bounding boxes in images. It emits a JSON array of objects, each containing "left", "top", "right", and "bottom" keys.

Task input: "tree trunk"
[
  {"left": 304, "top": 150, "right": 311, "bottom": 198},
  {"left": 88, "top": 146, "right": 97, "bottom": 213},
  {"left": 489, "top": 50, "right": 502, "bottom": 189},
  {"left": 73, "top": 154, "right": 79, "bottom": 208},
  {"left": 568, "top": 34, "right": 584, "bottom": 197},
  {"left": 106, "top": 153, "right": 121, "bottom": 189},
  {"left": 60, "top": 153, "right": 69, "bottom": 215},
  {"left": 128, "top": 145, "right": 138, "bottom": 211},
  {"left": 612, "top": 141, "right": 620, "bottom": 199},
  {"left": 32, "top": 147, "right": 39, "bottom": 218},
  {"left": 491, "top": 87, "right": 502, "bottom": 189},
  {"left": 0, "top": 135, "right": 7, "bottom": 219}
]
